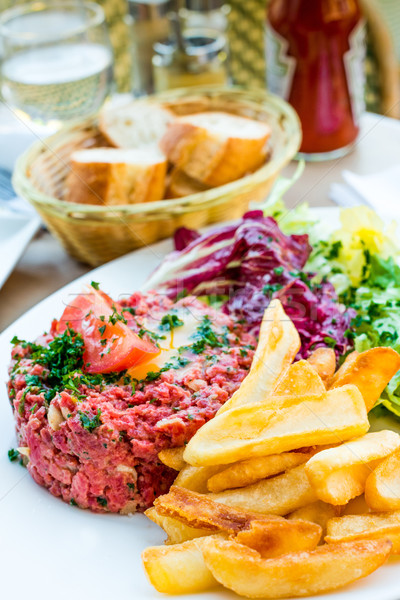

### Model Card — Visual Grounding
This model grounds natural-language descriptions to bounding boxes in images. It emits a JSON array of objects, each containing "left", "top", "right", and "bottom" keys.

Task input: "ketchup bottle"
[{"left": 266, "top": 0, "right": 365, "bottom": 160}]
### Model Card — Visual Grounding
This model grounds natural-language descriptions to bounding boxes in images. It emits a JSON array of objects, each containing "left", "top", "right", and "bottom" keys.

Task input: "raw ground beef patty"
[{"left": 8, "top": 292, "right": 256, "bottom": 514}]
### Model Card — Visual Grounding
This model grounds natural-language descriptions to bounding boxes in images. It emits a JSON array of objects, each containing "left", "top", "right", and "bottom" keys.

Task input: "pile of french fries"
[{"left": 142, "top": 300, "right": 400, "bottom": 598}]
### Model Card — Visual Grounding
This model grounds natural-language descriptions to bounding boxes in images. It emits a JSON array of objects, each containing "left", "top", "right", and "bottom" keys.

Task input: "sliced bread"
[
  {"left": 99, "top": 102, "right": 175, "bottom": 149},
  {"left": 160, "top": 111, "right": 271, "bottom": 187},
  {"left": 66, "top": 147, "right": 167, "bottom": 206}
]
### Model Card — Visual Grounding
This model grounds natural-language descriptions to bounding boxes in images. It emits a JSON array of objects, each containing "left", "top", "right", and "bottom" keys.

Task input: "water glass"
[{"left": 0, "top": 1, "right": 113, "bottom": 126}]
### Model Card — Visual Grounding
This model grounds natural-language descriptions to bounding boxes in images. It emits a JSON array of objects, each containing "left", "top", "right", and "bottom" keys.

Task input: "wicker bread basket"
[{"left": 13, "top": 87, "right": 301, "bottom": 267}]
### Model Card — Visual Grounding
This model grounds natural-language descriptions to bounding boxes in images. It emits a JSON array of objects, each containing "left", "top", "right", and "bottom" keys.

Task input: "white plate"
[
  {"left": 1, "top": 207, "right": 400, "bottom": 600},
  {"left": 0, "top": 212, "right": 41, "bottom": 289}
]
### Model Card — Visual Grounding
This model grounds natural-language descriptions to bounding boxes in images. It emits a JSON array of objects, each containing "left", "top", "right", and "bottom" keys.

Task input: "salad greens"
[{"left": 266, "top": 197, "right": 400, "bottom": 419}]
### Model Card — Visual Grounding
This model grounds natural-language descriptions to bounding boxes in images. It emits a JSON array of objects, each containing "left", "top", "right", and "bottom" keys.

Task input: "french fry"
[
  {"left": 307, "top": 347, "right": 336, "bottom": 386},
  {"left": 342, "top": 494, "right": 371, "bottom": 515},
  {"left": 142, "top": 522, "right": 320, "bottom": 596},
  {"left": 154, "top": 485, "right": 283, "bottom": 533},
  {"left": 202, "top": 537, "right": 392, "bottom": 599},
  {"left": 184, "top": 385, "right": 369, "bottom": 467},
  {"left": 142, "top": 535, "right": 220, "bottom": 594},
  {"left": 305, "top": 430, "right": 400, "bottom": 505},
  {"left": 174, "top": 464, "right": 224, "bottom": 493},
  {"left": 158, "top": 447, "right": 186, "bottom": 471},
  {"left": 218, "top": 300, "right": 300, "bottom": 414},
  {"left": 329, "top": 347, "right": 400, "bottom": 411},
  {"left": 207, "top": 464, "right": 318, "bottom": 516},
  {"left": 207, "top": 450, "right": 314, "bottom": 493},
  {"left": 233, "top": 519, "right": 321, "bottom": 558},
  {"left": 145, "top": 506, "right": 214, "bottom": 544},
  {"left": 333, "top": 350, "right": 359, "bottom": 376},
  {"left": 273, "top": 360, "right": 325, "bottom": 396},
  {"left": 326, "top": 512, "right": 400, "bottom": 553},
  {"left": 365, "top": 448, "right": 400, "bottom": 511},
  {"left": 287, "top": 501, "right": 341, "bottom": 538}
]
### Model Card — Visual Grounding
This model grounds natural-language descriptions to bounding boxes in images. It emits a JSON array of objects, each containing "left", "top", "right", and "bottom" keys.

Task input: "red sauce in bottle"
[{"left": 266, "top": 0, "right": 365, "bottom": 158}]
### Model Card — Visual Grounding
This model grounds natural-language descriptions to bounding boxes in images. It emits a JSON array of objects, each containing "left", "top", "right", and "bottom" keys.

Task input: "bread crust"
[
  {"left": 66, "top": 149, "right": 167, "bottom": 205},
  {"left": 160, "top": 112, "right": 271, "bottom": 187}
]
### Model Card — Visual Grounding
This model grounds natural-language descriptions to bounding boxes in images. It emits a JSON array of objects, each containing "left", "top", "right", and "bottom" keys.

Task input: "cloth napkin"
[
  {"left": 330, "top": 165, "right": 400, "bottom": 220},
  {"left": 0, "top": 168, "right": 37, "bottom": 217}
]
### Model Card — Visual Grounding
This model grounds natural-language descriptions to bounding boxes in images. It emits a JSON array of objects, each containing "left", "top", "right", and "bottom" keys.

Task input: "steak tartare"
[{"left": 8, "top": 289, "right": 255, "bottom": 514}]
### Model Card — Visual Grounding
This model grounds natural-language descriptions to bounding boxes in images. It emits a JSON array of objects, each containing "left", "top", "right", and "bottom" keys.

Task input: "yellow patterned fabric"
[
  {"left": 377, "top": 0, "right": 400, "bottom": 62},
  {"left": 228, "top": 0, "right": 268, "bottom": 89}
]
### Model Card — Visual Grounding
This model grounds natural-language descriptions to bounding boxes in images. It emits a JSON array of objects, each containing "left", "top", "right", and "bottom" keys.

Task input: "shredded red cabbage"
[{"left": 145, "top": 211, "right": 354, "bottom": 358}]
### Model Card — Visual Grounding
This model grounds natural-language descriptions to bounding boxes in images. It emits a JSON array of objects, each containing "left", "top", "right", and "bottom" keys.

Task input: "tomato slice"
[{"left": 55, "top": 288, "right": 158, "bottom": 374}]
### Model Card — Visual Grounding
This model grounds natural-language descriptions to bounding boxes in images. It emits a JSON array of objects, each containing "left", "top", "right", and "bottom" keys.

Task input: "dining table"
[{"left": 1, "top": 110, "right": 400, "bottom": 333}]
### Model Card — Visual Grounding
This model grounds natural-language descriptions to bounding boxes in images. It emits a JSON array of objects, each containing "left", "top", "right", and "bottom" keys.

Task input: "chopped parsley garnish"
[
  {"left": 10, "top": 328, "right": 130, "bottom": 410},
  {"left": 262, "top": 283, "right": 282, "bottom": 295},
  {"left": 24, "top": 374, "right": 42, "bottom": 388},
  {"left": 8, "top": 448, "right": 19, "bottom": 462},
  {"left": 137, "top": 327, "right": 165, "bottom": 344},
  {"left": 90, "top": 281, "right": 100, "bottom": 290},
  {"left": 96, "top": 496, "right": 107, "bottom": 507},
  {"left": 189, "top": 316, "right": 224, "bottom": 354},
  {"left": 108, "top": 305, "right": 127, "bottom": 325},
  {"left": 323, "top": 336, "right": 337, "bottom": 349},
  {"left": 31, "top": 328, "right": 85, "bottom": 387},
  {"left": 18, "top": 387, "right": 30, "bottom": 415},
  {"left": 45, "top": 389, "right": 56, "bottom": 403},
  {"left": 145, "top": 371, "right": 162, "bottom": 382},
  {"left": 98, "top": 325, "right": 106, "bottom": 336},
  {"left": 159, "top": 313, "right": 184, "bottom": 331},
  {"left": 142, "top": 355, "right": 190, "bottom": 383},
  {"left": 78, "top": 408, "right": 102, "bottom": 432}
]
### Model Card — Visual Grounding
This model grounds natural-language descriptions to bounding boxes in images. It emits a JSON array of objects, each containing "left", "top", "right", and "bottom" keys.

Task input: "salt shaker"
[{"left": 127, "top": 0, "right": 173, "bottom": 95}]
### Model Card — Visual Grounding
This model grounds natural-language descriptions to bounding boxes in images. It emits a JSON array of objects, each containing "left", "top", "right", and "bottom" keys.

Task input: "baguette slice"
[
  {"left": 99, "top": 102, "right": 175, "bottom": 149},
  {"left": 66, "top": 147, "right": 167, "bottom": 206},
  {"left": 160, "top": 111, "right": 271, "bottom": 187},
  {"left": 165, "top": 168, "right": 210, "bottom": 199}
]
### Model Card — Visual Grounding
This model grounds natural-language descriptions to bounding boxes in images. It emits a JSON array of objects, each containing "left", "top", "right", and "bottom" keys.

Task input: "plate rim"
[{"left": 5, "top": 205, "right": 400, "bottom": 600}]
